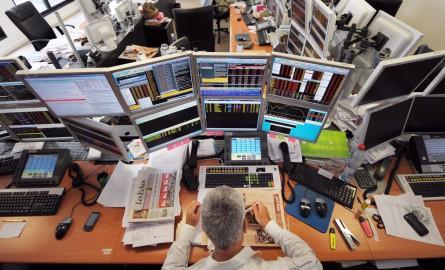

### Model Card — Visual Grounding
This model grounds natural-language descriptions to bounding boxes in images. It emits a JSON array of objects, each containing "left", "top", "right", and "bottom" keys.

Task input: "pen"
[
  {"left": 3, "top": 219, "right": 26, "bottom": 222},
  {"left": 245, "top": 201, "right": 260, "bottom": 213},
  {"left": 329, "top": 227, "right": 336, "bottom": 250}
]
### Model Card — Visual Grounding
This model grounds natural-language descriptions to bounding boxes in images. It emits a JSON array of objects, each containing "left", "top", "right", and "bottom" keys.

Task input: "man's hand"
[
  {"left": 186, "top": 200, "right": 200, "bottom": 227},
  {"left": 253, "top": 202, "right": 271, "bottom": 228}
]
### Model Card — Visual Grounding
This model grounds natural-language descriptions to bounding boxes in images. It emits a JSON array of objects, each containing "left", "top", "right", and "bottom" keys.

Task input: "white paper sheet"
[
  {"left": 374, "top": 193, "right": 444, "bottom": 246},
  {"left": 86, "top": 147, "right": 102, "bottom": 160},
  {"left": 148, "top": 144, "right": 188, "bottom": 171},
  {"left": 122, "top": 221, "right": 174, "bottom": 247},
  {"left": 189, "top": 139, "right": 216, "bottom": 157},
  {"left": 97, "top": 161, "right": 148, "bottom": 207},
  {"left": 0, "top": 222, "right": 26, "bottom": 238},
  {"left": 12, "top": 142, "right": 44, "bottom": 154},
  {"left": 128, "top": 139, "right": 147, "bottom": 159}
]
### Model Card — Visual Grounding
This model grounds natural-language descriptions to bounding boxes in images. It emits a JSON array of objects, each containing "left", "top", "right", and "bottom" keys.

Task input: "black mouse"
[
  {"left": 55, "top": 217, "right": 72, "bottom": 240},
  {"left": 315, "top": 197, "right": 327, "bottom": 218},
  {"left": 374, "top": 158, "right": 391, "bottom": 181},
  {"left": 299, "top": 198, "right": 311, "bottom": 218}
]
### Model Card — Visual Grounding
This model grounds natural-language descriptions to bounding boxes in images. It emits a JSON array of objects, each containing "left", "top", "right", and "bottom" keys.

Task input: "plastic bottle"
[
  {"left": 341, "top": 143, "right": 366, "bottom": 182},
  {"left": 160, "top": 43, "right": 169, "bottom": 56}
]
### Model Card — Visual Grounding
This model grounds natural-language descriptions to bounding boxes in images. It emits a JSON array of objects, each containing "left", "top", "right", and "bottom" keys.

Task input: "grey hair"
[{"left": 201, "top": 185, "right": 245, "bottom": 249}]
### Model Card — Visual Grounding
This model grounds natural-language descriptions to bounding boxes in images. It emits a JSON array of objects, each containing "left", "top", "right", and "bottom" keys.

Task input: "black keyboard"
[
  {"left": 44, "top": 141, "right": 89, "bottom": 161},
  {"left": 397, "top": 173, "right": 445, "bottom": 199},
  {"left": 0, "top": 187, "right": 64, "bottom": 216},
  {"left": 202, "top": 166, "right": 280, "bottom": 188},
  {"left": 289, "top": 163, "right": 357, "bottom": 208},
  {"left": 0, "top": 155, "right": 18, "bottom": 176},
  {"left": 354, "top": 168, "right": 377, "bottom": 189},
  {"left": 242, "top": 13, "right": 256, "bottom": 26},
  {"left": 257, "top": 30, "right": 270, "bottom": 45}
]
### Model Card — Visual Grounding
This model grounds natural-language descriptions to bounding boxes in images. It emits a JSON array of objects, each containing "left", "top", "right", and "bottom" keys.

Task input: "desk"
[
  {"left": 229, "top": 6, "right": 273, "bottom": 53},
  {"left": 0, "top": 159, "right": 444, "bottom": 264}
]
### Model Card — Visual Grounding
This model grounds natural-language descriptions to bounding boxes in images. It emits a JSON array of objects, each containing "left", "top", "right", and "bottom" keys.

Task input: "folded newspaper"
[{"left": 125, "top": 167, "right": 181, "bottom": 223}]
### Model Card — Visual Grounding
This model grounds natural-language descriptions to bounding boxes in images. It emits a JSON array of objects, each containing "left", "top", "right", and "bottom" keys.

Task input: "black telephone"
[
  {"left": 409, "top": 135, "right": 445, "bottom": 173},
  {"left": 181, "top": 140, "right": 200, "bottom": 191},
  {"left": 13, "top": 149, "right": 72, "bottom": 187}
]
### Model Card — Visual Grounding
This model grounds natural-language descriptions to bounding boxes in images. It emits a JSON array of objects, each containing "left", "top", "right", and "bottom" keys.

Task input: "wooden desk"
[
  {"left": 229, "top": 6, "right": 273, "bottom": 53},
  {"left": 1, "top": 159, "right": 444, "bottom": 264}
]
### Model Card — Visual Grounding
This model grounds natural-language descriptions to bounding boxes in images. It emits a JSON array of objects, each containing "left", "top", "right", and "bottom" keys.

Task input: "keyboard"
[
  {"left": 44, "top": 141, "right": 89, "bottom": 161},
  {"left": 289, "top": 163, "right": 357, "bottom": 208},
  {"left": 354, "top": 168, "right": 377, "bottom": 189},
  {"left": 397, "top": 173, "right": 445, "bottom": 200},
  {"left": 257, "top": 30, "right": 270, "bottom": 45},
  {"left": 0, "top": 155, "right": 18, "bottom": 176},
  {"left": 242, "top": 13, "right": 256, "bottom": 26},
  {"left": 0, "top": 187, "right": 64, "bottom": 216},
  {"left": 199, "top": 165, "right": 280, "bottom": 189}
]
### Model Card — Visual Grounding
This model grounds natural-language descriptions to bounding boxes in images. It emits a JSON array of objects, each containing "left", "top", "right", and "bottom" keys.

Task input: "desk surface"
[
  {"left": 229, "top": 6, "right": 273, "bottom": 53},
  {"left": 0, "top": 159, "right": 444, "bottom": 264}
]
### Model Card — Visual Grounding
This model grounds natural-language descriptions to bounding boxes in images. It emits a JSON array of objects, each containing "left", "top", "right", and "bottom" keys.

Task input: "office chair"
[
  {"left": 171, "top": 36, "right": 191, "bottom": 50},
  {"left": 5, "top": 1, "right": 74, "bottom": 51},
  {"left": 155, "top": 0, "right": 181, "bottom": 19},
  {"left": 213, "top": 0, "right": 229, "bottom": 44},
  {"left": 173, "top": 6, "right": 215, "bottom": 52},
  {"left": 365, "top": 0, "right": 403, "bottom": 17}
]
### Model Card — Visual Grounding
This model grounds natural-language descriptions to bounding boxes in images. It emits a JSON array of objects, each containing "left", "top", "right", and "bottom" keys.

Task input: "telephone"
[{"left": 409, "top": 135, "right": 445, "bottom": 173}]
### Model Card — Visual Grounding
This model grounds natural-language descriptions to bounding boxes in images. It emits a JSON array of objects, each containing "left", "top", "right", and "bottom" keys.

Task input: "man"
[{"left": 162, "top": 186, "right": 323, "bottom": 270}]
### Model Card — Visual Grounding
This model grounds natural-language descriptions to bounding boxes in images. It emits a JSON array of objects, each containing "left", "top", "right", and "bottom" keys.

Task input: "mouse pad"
[{"left": 285, "top": 184, "right": 335, "bottom": 233}]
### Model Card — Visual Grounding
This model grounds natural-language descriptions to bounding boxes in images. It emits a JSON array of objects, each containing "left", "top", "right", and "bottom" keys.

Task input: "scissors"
[{"left": 372, "top": 214, "right": 385, "bottom": 229}]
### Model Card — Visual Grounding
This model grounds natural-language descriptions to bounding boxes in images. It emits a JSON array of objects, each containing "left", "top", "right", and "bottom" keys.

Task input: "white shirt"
[{"left": 162, "top": 220, "right": 323, "bottom": 270}]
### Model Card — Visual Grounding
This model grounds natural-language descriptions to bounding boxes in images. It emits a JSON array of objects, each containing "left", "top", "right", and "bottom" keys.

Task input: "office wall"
[
  {"left": 0, "top": 0, "right": 80, "bottom": 56},
  {"left": 396, "top": 0, "right": 444, "bottom": 50}
]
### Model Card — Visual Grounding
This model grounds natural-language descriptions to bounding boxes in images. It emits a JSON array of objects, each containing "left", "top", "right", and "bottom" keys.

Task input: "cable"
[{"left": 280, "top": 167, "right": 296, "bottom": 204}]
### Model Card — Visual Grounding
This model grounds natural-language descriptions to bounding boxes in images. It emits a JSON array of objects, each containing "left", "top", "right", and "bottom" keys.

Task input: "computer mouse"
[
  {"left": 315, "top": 197, "right": 327, "bottom": 218},
  {"left": 374, "top": 158, "right": 391, "bottom": 181},
  {"left": 299, "top": 198, "right": 311, "bottom": 218},
  {"left": 55, "top": 217, "right": 72, "bottom": 240}
]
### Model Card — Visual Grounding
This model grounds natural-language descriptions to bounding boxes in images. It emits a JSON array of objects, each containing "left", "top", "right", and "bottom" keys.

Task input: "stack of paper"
[
  {"left": 365, "top": 143, "right": 396, "bottom": 164},
  {"left": 374, "top": 193, "right": 444, "bottom": 246}
]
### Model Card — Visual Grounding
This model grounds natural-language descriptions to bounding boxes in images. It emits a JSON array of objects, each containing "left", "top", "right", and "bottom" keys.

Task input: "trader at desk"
[{"left": 163, "top": 186, "right": 322, "bottom": 270}]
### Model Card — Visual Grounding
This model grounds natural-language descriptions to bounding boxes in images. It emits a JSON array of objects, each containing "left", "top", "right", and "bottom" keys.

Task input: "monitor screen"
[
  {"left": 0, "top": 82, "right": 37, "bottom": 102},
  {"left": 355, "top": 53, "right": 445, "bottom": 106},
  {"left": 111, "top": 56, "right": 194, "bottom": 112},
  {"left": 24, "top": 74, "right": 124, "bottom": 117},
  {"left": 196, "top": 57, "right": 268, "bottom": 97},
  {"left": 308, "top": 0, "right": 336, "bottom": 57},
  {"left": 204, "top": 99, "right": 261, "bottom": 131},
  {"left": 0, "top": 107, "right": 60, "bottom": 126},
  {"left": 287, "top": 23, "right": 306, "bottom": 55},
  {"left": 231, "top": 137, "right": 261, "bottom": 161},
  {"left": 270, "top": 56, "right": 350, "bottom": 106},
  {"left": 10, "top": 126, "right": 71, "bottom": 140},
  {"left": 363, "top": 98, "right": 412, "bottom": 150},
  {"left": 134, "top": 99, "right": 202, "bottom": 151},
  {"left": 430, "top": 77, "right": 445, "bottom": 95},
  {"left": 262, "top": 101, "right": 327, "bottom": 142},
  {"left": 0, "top": 61, "right": 20, "bottom": 82},
  {"left": 404, "top": 96, "right": 445, "bottom": 134},
  {"left": 21, "top": 154, "right": 58, "bottom": 179}
]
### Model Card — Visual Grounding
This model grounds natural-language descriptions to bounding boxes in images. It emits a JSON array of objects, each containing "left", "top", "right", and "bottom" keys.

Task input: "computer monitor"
[
  {"left": 308, "top": 0, "right": 336, "bottom": 58},
  {"left": 133, "top": 98, "right": 203, "bottom": 153},
  {"left": 0, "top": 106, "right": 72, "bottom": 141},
  {"left": 110, "top": 52, "right": 195, "bottom": 113},
  {"left": 267, "top": 0, "right": 278, "bottom": 18},
  {"left": 360, "top": 97, "right": 412, "bottom": 150},
  {"left": 303, "top": 38, "right": 322, "bottom": 59},
  {"left": 113, "top": 0, "right": 131, "bottom": 22},
  {"left": 291, "top": 0, "right": 311, "bottom": 33},
  {"left": 203, "top": 98, "right": 262, "bottom": 131},
  {"left": 424, "top": 64, "right": 445, "bottom": 95},
  {"left": 335, "top": 0, "right": 376, "bottom": 28},
  {"left": 85, "top": 16, "right": 117, "bottom": 52},
  {"left": 275, "top": 1, "right": 290, "bottom": 27},
  {"left": 0, "top": 58, "right": 26, "bottom": 82},
  {"left": 62, "top": 117, "right": 131, "bottom": 162},
  {"left": 367, "top": 11, "right": 423, "bottom": 58},
  {"left": 351, "top": 51, "right": 445, "bottom": 107},
  {"left": 19, "top": 70, "right": 125, "bottom": 117},
  {"left": 404, "top": 96, "right": 445, "bottom": 134},
  {"left": 261, "top": 97, "right": 328, "bottom": 142},
  {"left": 0, "top": 58, "right": 37, "bottom": 103},
  {"left": 269, "top": 52, "right": 353, "bottom": 106},
  {"left": 194, "top": 53, "right": 269, "bottom": 97},
  {"left": 287, "top": 22, "right": 306, "bottom": 55}
]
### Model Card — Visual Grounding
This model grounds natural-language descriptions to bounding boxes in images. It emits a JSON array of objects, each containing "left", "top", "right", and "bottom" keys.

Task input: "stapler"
[{"left": 334, "top": 218, "right": 360, "bottom": 250}]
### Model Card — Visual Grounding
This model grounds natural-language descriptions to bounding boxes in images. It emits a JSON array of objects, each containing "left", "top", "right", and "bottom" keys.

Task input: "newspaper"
[
  {"left": 125, "top": 167, "right": 181, "bottom": 223},
  {"left": 180, "top": 189, "right": 287, "bottom": 247}
]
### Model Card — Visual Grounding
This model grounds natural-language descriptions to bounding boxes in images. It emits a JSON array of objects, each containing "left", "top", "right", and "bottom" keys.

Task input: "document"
[
  {"left": 147, "top": 144, "right": 188, "bottom": 171},
  {"left": 97, "top": 161, "right": 148, "bottom": 207},
  {"left": 125, "top": 167, "right": 181, "bottom": 223},
  {"left": 128, "top": 139, "right": 147, "bottom": 159},
  {"left": 122, "top": 221, "right": 174, "bottom": 247},
  {"left": 0, "top": 222, "right": 26, "bottom": 238},
  {"left": 184, "top": 189, "right": 287, "bottom": 247},
  {"left": 374, "top": 193, "right": 444, "bottom": 246}
]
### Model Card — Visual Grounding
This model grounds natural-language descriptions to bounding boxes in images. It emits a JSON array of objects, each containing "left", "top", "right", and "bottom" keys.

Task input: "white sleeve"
[
  {"left": 264, "top": 220, "right": 323, "bottom": 270},
  {"left": 162, "top": 224, "right": 196, "bottom": 270}
]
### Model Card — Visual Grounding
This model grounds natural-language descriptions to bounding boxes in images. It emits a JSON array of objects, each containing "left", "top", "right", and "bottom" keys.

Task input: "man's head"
[{"left": 201, "top": 185, "right": 245, "bottom": 250}]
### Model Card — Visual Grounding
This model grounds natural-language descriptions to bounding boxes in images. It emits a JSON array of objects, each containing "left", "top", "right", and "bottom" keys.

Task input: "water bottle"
[{"left": 341, "top": 143, "right": 366, "bottom": 182}]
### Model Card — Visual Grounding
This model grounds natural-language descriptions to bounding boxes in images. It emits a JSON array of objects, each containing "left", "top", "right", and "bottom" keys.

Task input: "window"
[{"left": 13, "top": 0, "right": 74, "bottom": 16}]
